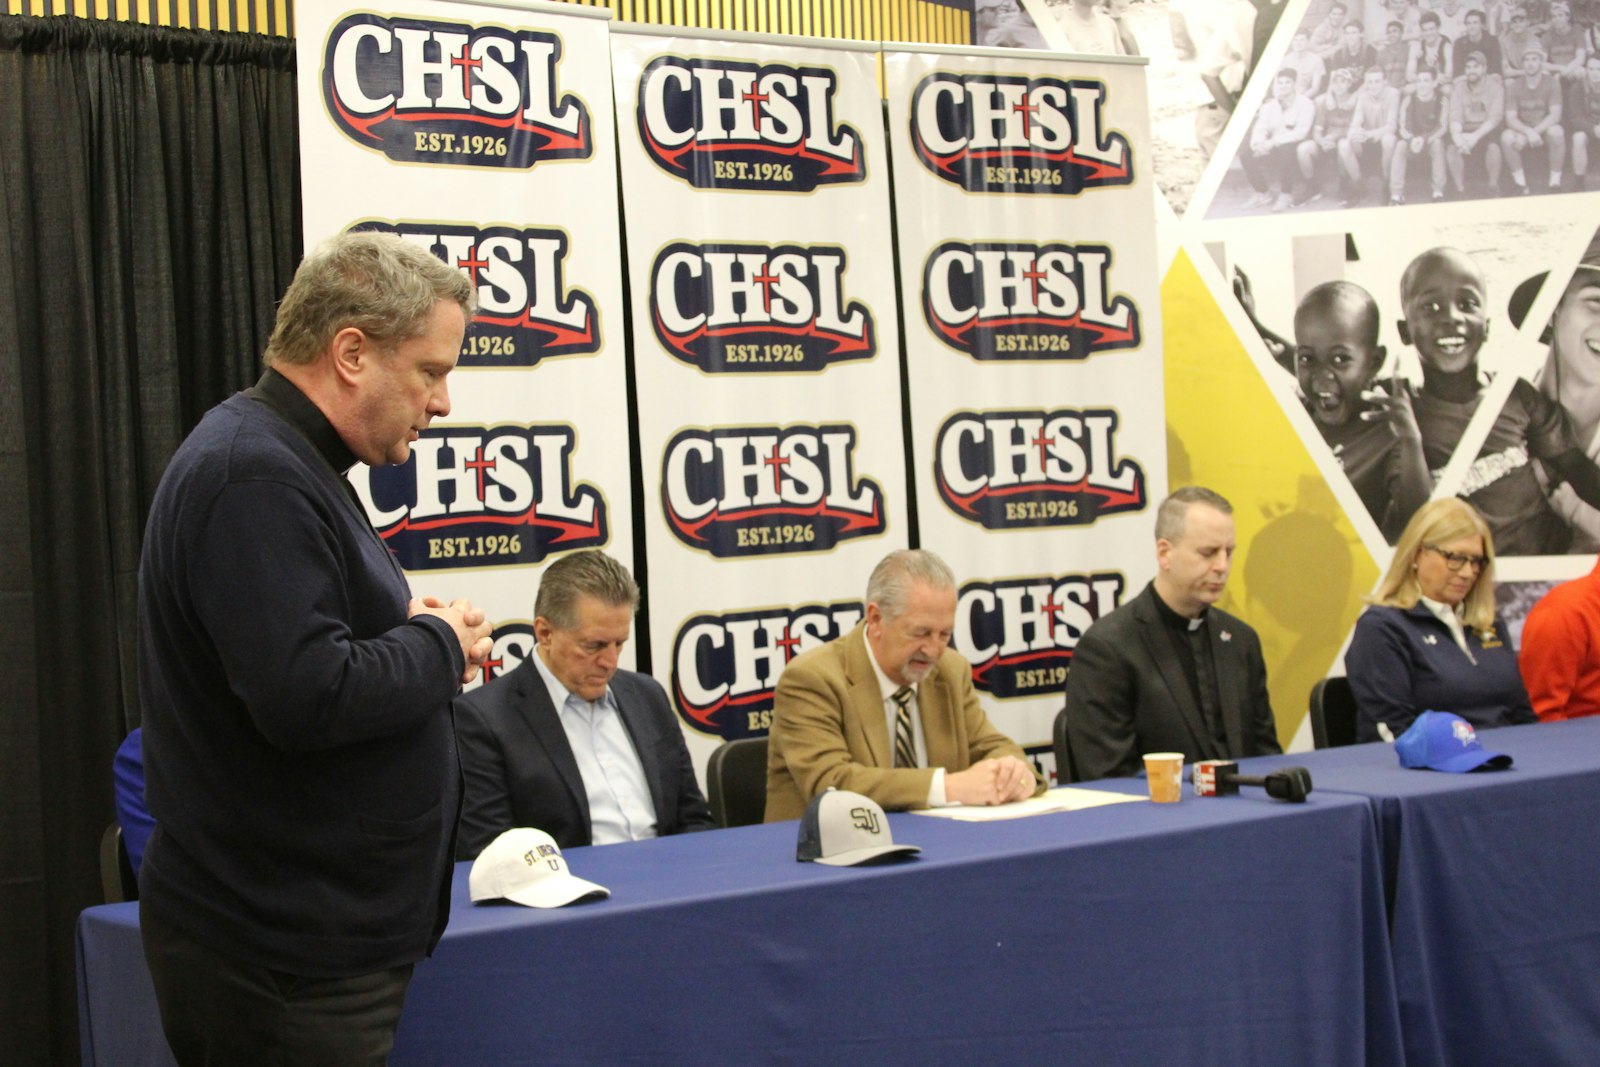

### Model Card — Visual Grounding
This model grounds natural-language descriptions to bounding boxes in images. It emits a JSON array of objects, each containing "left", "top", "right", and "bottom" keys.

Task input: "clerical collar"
[
  {"left": 1150, "top": 583, "right": 1208, "bottom": 632},
  {"left": 246, "top": 367, "right": 358, "bottom": 475}
]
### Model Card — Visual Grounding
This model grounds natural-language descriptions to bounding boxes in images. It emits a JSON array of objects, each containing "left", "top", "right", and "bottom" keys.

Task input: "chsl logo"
[
  {"left": 636, "top": 56, "right": 865, "bottom": 191},
  {"left": 672, "top": 600, "right": 862, "bottom": 738},
  {"left": 352, "top": 424, "right": 607, "bottom": 570},
  {"left": 922, "top": 241, "right": 1139, "bottom": 361},
  {"left": 956, "top": 573, "right": 1125, "bottom": 698},
  {"left": 660, "top": 424, "right": 886, "bottom": 558},
  {"left": 934, "top": 409, "right": 1145, "bottom": 529},
  {"left": 321, "top": 14, "right": 590, "bottom": 168},
  {"left": 650, "top": 242, "right": 874, "bottom": 373},
  {"left": 459, "top": 622, "right": 535, "bottom": 693},
  {"left": 909, "top": 72, "right": 1132, "bottom": 194},
  {"left": 352, "top": 222, "right": 599, "bottom": 367}
]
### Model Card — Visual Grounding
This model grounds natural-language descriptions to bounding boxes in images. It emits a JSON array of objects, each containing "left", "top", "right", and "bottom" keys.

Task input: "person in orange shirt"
[{"left": 1520, "top": 560, "right": 1600, "bottom": 719}]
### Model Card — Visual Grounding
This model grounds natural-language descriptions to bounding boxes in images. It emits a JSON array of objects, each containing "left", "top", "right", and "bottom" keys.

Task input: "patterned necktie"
[{"left": 892, "top": 687, "right": 916, "bottom": 768}]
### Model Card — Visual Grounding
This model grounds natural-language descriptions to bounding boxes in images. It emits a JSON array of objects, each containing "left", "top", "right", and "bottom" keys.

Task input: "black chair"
[
  {"left": 1052, "top": 706, "right": 1079, "bottom": 784},
  {"left": 1309, "top": 676, "right": 1359, "bottom": 749},
  {"left": 706, "top": 737, "right": 768, "bottom": 828},
  {"left": 98, "top": 823, "right": 138, "bottom": 904}
]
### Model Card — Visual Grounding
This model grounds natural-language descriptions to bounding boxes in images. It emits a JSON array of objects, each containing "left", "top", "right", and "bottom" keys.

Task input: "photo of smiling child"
[
  {"left": 1400, "top": 245, "right": 1600, "bottom": 555},
  {"left": 1235, "top": 267, "right": 1431, "bottom": 542},
  {"left": 1509, "top": 229, "right": 1600, "bottom": 551}
]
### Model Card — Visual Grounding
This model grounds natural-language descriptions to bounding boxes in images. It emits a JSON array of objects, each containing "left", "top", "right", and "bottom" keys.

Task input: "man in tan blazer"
[{"left": 765, "top": 549, "right": 1044, "bottom": 822}]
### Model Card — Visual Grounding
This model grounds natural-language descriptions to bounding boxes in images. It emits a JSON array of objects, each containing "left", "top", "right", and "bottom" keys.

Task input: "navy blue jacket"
[
  {"left": 1346, "top": 603, "right": 1536, "bottom": 743},
  {"left": 138, "top": 378, "right": 463, "bottom": 977}
]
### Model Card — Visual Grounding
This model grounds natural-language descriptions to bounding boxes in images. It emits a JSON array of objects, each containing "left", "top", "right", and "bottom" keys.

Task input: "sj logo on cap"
[{"left": 798, "top": 788, "right": 921, "bottom": 866}]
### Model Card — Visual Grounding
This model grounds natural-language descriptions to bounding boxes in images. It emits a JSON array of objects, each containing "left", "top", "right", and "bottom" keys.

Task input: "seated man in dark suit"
[
  {"left": 455, "top": 550, "right": 713, "bottom": 859},
  {"left": 764, "top": 548, "right": 1044, "bottom": 821},
  {"left": 1064, "top": 486, "right": 1283, "bottom": 780}
]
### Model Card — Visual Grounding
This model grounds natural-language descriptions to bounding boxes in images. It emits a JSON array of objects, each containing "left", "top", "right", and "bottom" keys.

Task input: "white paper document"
[{"left": 908, "top": 786, "right": 1145, "bottom": 821}]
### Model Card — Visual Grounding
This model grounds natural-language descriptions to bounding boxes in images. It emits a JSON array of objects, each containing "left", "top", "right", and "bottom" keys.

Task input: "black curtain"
[{"left": 0, "top": 16, "right": 300, "bottom": 1064}]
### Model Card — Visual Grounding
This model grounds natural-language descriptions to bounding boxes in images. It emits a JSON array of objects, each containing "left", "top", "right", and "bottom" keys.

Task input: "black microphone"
[{"left": 1219, "top": 765, "right": 1313, "bottom": 803}]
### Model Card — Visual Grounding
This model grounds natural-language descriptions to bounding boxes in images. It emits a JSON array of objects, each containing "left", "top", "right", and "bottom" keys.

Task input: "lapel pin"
[
  {"left": 1220, "top": 631, "right": 1232, "bottom": 642},
  {"left": 1423, "top": 635, "right": 1437, "bottom": 645}
]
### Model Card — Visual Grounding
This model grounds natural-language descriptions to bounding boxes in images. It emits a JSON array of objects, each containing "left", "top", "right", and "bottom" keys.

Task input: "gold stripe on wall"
[{"left": 0, "top": 0, "right": 968, "bottom": 45}]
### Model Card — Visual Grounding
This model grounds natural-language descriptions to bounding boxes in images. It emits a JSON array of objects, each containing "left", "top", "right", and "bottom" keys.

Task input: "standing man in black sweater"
[{"left": 137, "top": 232, "right": 493, "bottom": 1065}]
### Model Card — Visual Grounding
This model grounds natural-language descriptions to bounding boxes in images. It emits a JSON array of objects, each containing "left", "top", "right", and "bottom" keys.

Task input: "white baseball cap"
[
  {"left": 797, "top": 788, "right": 921, "bottom": 867},
  {"left": 469, "top": 828, "right": 610, "bottom": 908}
]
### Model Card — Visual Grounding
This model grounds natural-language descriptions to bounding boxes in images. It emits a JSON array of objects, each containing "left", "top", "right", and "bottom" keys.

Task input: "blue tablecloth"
[
  {"left": 77, "top": 787, "right": 1400, "bottom": 1065},
  {"left": 1240, "top": 717, "right": 1600, "bottom": 1067}
]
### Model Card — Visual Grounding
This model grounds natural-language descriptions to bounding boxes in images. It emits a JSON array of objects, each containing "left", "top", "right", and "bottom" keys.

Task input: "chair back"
[
  {"left": 707, "top": 737, "right": 769, "bottom": 828},
  {"left": 1309, "top": 676, "right": 1359, "bottom": 749},
  {"left": 99, "top": 823, "right": 138, "bottom": 903},
  {"left": 1052, "top": 706, "right": 1079, "bottom": 784}
]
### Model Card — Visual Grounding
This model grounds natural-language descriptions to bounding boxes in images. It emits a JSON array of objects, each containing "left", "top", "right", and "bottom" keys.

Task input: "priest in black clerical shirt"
[{"left": 1061, "top": 486, "right": 1283, "bottom": 781}]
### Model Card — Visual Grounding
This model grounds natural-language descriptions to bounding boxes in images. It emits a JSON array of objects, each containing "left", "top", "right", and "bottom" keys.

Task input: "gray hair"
[
  {"left": 535, "top": 550, "right": 640, "bottom": 630},
  {"left": 865, "top": 549, "right": 956, "bottom": 619},
  {"left": 264, "top": 231, "right": 476, "bottom": 366},
  {"left": 1154, "top": 486, "right": 1233, "bottom": 543}
]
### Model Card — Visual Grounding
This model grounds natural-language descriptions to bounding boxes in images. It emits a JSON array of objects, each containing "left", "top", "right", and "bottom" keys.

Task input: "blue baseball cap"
[{"left": 1395, "top": 711, "right": 1512, "bottom": 772}]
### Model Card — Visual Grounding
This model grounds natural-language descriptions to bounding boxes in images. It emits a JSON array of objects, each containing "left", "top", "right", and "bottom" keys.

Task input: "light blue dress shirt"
[{"left": 530, "top": 650, "right": 658, "bottom": 844}]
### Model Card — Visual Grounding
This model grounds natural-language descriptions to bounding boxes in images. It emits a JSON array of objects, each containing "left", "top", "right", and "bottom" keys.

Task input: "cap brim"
[
  {"left": 1429, "top": 748, "right": 1512, "bottom": 773},
  {"left": 812, "top": 843, "right": 921, "bottom": 867},
  {"left": 503, "top": 875, "right": 611, "bottom": 908}
]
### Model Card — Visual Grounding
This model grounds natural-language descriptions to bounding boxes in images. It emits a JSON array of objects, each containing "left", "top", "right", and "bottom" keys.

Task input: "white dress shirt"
[
  {"left": 862, "top": 643, "right": 950, "bottom": 807},
  {"left": 1419, "top": 595, "right": 1475, "bottom": 662}
]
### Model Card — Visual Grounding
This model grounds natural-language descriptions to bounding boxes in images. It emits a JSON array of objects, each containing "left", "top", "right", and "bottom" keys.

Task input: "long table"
[
  {"left": 1239, "top": 716, "right": 1600, "bottom": 1067},
  {"left": 78, "top": 786, "right": 1400, "bottom": 1065}
]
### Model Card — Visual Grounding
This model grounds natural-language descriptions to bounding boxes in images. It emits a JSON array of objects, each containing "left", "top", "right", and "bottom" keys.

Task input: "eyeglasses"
[{"left": 1424, "top": 544, "right": 1488, "bottom": 572}]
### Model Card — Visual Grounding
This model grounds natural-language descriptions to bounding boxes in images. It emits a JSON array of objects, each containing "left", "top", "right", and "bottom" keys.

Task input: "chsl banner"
[
  {"left": 610, "top": 26, "right": 908, "bottom": 777},
  {"left": 296, "top": 0, "right": 635, "bottom": 684},
  {"left": 883, "top": 43, "right": 1167, "bottom": 766}
]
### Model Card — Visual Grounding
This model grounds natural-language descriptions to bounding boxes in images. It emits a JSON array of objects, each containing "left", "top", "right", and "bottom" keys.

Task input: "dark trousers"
[
  {"left": 1239, "top": 141, "right": 1300, "bottom": 194},
  {"left": 141, "top": 907, "right": 414, "bottom": 1066}
]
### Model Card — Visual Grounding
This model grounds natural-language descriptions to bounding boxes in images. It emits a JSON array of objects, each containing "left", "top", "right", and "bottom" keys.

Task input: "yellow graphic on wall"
[{"left": 1162, "top": 249, "right": 1379, "bottom": 745}]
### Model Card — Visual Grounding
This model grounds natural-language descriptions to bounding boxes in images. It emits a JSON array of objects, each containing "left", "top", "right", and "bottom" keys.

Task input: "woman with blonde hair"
[{"left": 1346, "top": 497, "right": 1536, "bottom": 741}]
